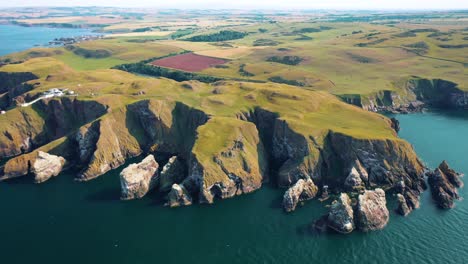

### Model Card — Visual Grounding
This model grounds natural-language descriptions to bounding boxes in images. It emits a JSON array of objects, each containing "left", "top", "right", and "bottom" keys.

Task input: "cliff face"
[
  {"left": 0, "top": 71, "right": 38, "bottom": 94},
  {"left": 0, "top": 70, "right": 427, "bottom": 212},
  {"left": 341, "top": 77, "right": 468, "bottom": 112},
  {"left": 188, "top": 117, "right": 267, "bottom": 204},
  {"left": 322, "top": 132, "right": 425, "bottom": 191},
  {"left": 238, "top": 107, "right": 319, "bottom": 187},
  {"left": 0, "top": 97, "right": 108, "bottom": 159}
]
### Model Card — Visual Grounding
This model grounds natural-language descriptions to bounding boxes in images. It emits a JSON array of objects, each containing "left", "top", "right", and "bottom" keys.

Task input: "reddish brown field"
[{"left": 150, "top": 53, "right": 227, "bottom": 72}]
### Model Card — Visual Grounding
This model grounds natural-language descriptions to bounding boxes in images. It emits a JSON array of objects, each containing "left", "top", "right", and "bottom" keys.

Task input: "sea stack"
[{"left": 120, "top": 155, "right": 159, "bottom": 200}]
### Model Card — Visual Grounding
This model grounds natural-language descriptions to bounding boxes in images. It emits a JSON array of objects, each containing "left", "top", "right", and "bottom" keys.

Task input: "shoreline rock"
[
  {"left": 427, "top": 161, "right": 464, "bottom": 209},
  {"left": 327, "top": 193, "right": 355, "bottom": 234},
  {"left": 120, "top": 155, "right": 159, "bottom": 200},
  {"left": 159, "top": 156, "right": 186, "bottom": 192},
  {"left": 356, "top": 189, "right": 389, "bottom": 232},
  {"left": 282, "top": 178, "right": 318, "bottom": 212},
  {"left": 166, "top": 183, "right": 193, "bottom": 207},
  {"left": 32, "top": 151, "right": 66, "bottom": 183}
]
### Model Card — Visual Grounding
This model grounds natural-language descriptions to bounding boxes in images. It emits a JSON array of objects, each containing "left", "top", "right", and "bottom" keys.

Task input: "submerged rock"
[
  {"left": 356, "top": 189, "right": 389, "bottom": 232},
  {"left": 166, "top": 183, "right": 192, "bottom": 207},
  {"left": 32, "top": 151, "right": 66, "bottom": 183},
  {"left": 327, "top": 193, "right": 355, "bottom": 234},
  {"left": 427, "top": 161, "right": 464, "bottom": 209},
  {"left": 282, "top": 178, "right": 318, "bottom": 212},
  {"left": 120, "top": 155, "right": 159, "bottom": 200}
]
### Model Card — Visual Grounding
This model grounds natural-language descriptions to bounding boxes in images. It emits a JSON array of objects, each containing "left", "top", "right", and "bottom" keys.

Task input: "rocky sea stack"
[
  {"left": 427, "top": 161, "right": 464, "bottom": 209},
  {"left": 317, "top": 188, "right": 389, "bottom": 234},
  {"left": 120, "top": 155, "right": 159, "bottom": 200}
]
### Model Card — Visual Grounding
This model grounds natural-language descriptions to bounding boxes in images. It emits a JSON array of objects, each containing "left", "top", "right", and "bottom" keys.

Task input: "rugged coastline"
[
  {"left": 340, "top": 77, "right": 468, "bottom": 114},
  {"left": 0, "top": 64, "right": 464, "bottom": 235}
]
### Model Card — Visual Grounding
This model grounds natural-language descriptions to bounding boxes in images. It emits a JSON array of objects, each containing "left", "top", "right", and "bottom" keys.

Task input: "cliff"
[
  {"left": 340, "top": 77, "right": 468, "bottom": 113},
  {"left": 0, "top": 59, "right": 428, "bottom": 213}
]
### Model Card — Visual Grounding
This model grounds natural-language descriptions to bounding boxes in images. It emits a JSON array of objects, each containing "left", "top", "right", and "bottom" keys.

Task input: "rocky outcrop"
[
  {"left": 75, "top": 122, "right": 100, "bottom": 164},
  {"left": 166, "top": 183, "right": 193, "bottom": 207},
  {"left": 396, "top": 194, "right": 411, "bottom": 216},
  {"left": 31, "top": 151, "right": 66, "bottom": 183},
  {"left": 159, "top": 156, "right": 186, "bottom": 192},
  {"left": 120, "top": 155, "right": 159, "bottom": 200},
  {"left": 356, "top": 189, "right": 389, "bottom": 231},
  {"left": 327, "top": 193, "right": 355, "bottom": 234},
  {"left": 394, "top": 180, "right": 421, "bottom": 216},
  {"left": 341, "top": 77, "right": 467, "bottom": 113},
  {"left": 36, "top": 97, "right": 108, "bottom": 139},
  {"left": 323, "top": 132, "right": 425, "bottom": 193},
  {"left": 390, "top": 117, "right": 400, "bottom": 133},
  {"left": 282, "top": 178, "right": 318, "bottom": 212},
  {"left": 344, "top": 163, "right": 366, "bottom": 191},
  {"left": 190, "top": 118, "right": 267, "bottom": 204},
  {"left": 0, "top": 148, "right": 67, "bottom": 182},
  {"left": 427, "top": 161, "right": 464, "bottom": 209},
  {"left": 77, "top": 109, "right": 143, "bottom": 181},
  {"left": 0, "top": 97, "right": 107, "bottom": 160}
]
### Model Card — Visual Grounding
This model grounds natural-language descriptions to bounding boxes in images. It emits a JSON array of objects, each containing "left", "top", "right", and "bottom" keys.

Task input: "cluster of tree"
[
  {"left": 253, "top": 39, "right": 279, "bottom": 46},
  {"left": 267, "top": 56, "right": 304, "bottom": 65},
  {"left": 66, "top": 45, "right": 111, "bottom": 58},
  {"left": 347, "top": 53, "right": 377, "bottom": 63},
  {"left": 239, "top": 64, "right": 254, "bottom": 77},
  {"left": 268, "top": 76, "right": 305, "bottom": 87},
  {"left": 132, "top": 27, "right": 152, "bottom": 32},
  {"left": 294, "top": 35, "right": 313, "bottom": 41},
  {"left": 403, "top": 42, "right": 429, "bottom": 50},
  {"left": 171, "top": 29, "right": 195, "bottom": 39},
  {"left": 185, "top": 30, "right": 248, "bottom": 42},
  {"left": 394, "top": 28, "right": 439, "bottom": 38},
  {"left": 355, "top": 38, "right": 388, "bottom": 47},
  {"left": 438, "top": 44, "right": 468, "bottom": 49},
  {"left": 113, "top": 62, "right": 223, "bottom": 83},
  {"left": 292, "top": 26, "right": 333, "bottom": 35}
]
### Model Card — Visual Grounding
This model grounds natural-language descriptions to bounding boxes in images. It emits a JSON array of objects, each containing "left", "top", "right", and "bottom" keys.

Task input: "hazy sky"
[{"left": 1, "top": 0, "right": 467, "bottom": 10}]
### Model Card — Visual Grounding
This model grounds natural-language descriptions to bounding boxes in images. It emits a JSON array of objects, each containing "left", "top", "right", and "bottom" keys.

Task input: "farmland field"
[{"left": 150, "top": 53, "right": 228, "bottom": 72}]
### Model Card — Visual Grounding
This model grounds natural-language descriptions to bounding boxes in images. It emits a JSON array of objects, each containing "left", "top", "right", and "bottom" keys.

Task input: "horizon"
[
  {"left": 1, "top": 6, "right": 467, "bottom": 12},
  {"left": 1, "top": 0, "right": 468, "bottom": 10}
]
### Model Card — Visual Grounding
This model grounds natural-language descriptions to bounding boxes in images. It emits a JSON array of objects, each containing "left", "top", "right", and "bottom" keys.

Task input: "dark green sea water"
[{"left": 0, "top": 110, "right": 467, "bottom": 264}]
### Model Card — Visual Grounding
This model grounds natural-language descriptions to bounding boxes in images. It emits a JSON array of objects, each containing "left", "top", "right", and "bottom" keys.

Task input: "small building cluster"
[
  {"left": 42, "top": 88, "right": 75, "bottom": 98},
  {"left": 48, "top": 35, "right": 104, "bottom": 46}
]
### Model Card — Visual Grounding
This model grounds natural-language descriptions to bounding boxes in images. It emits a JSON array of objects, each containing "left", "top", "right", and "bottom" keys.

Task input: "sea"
[
  {"left": 0, "top": 24, "right": 467, "bottom": 264},
  {"left": 0, "top": 24, "right": 100, "bottom": 56}
]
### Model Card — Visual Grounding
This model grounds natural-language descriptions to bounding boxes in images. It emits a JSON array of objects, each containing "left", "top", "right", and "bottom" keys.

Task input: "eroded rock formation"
[
  {"left": 166, "top": 183, "right": 192, "bottom": 207},
  {"left": 355, "top": 189, "right": 389, "bottom": 231},
  {"left": 427, "top": 161, "right": 464, "bottom": 209},
  {"left": 120, "top": 155, "right": 159, "bottom": 200},
  {"left": 282, "top": 178, "right": 318, "bottom": 212},
  {"left": 31, "top": 151, "right": 66, "bottom": 183},
  {"left": 327, "top": 193, "right": 355, "bottom": 234}
]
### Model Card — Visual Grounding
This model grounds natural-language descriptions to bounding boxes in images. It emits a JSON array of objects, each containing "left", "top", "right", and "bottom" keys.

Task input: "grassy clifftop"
[{"left": 0, "top": 56, "right": 423, "bottom": 204}]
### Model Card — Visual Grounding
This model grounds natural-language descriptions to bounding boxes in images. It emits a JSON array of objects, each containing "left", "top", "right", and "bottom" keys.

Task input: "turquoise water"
[
  {"left": 0, "top": 110, "right": 467, "bottom": 264},
  {"left": 0, "top": 24, "right": 99, "bottom": 56}
]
